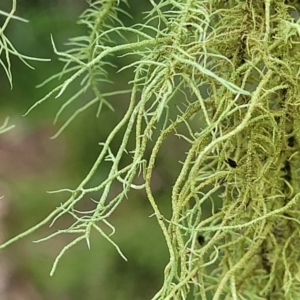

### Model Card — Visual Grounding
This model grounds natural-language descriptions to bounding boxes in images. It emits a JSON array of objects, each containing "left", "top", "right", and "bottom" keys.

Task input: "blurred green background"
[{"left": 0, "top": 1, "right": 189, "bottom": 299}]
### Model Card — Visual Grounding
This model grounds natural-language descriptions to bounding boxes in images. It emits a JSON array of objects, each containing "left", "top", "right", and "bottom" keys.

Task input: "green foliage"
[{"left": 2, "top": 0, "right": 300, "bottom": 299}]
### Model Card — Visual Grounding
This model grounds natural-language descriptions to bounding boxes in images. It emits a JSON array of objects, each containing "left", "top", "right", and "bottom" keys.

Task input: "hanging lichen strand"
[
  {"left": 153, "top": 1, "right": 300, "bottom": 299},
  {"left": 1, "top": 0, "right": 300, "bottom": 299}
]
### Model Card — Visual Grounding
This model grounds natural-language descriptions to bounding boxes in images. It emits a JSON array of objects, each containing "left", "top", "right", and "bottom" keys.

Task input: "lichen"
[{"left": 2, "top": 1, "right": 300, "bottom": 299}]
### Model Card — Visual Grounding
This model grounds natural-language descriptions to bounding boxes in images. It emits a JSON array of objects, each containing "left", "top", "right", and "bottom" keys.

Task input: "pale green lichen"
[
  {"left": 0, "top": 0, "right": 49, "bottom": 133},
  {"left": 2, "top": 0, "right": 300, "bottom": 299},
  {"left": 0, "top": 0, "right": 50, "bottom": 87}
]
